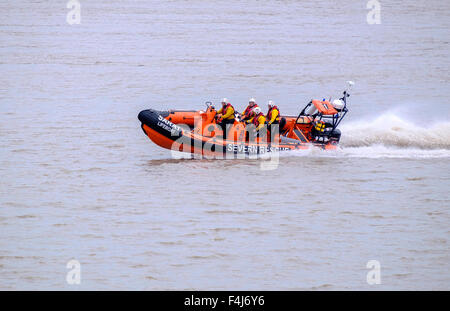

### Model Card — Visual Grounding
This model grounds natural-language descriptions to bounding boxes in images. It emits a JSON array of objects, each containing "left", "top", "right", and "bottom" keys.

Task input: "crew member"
[
  {"left": 266, "top": 100, "right": 280, "bottom": 126},
  {"left": 241, "top": 98, "right": 259, "bottom": 122},
  {"left": 266, "top": 100, "right": 280, "bottom": 141},
  {"left": 216, "top": 98, "right": 235, "bottom": 139},
  {"left": 251, "top": 107, "right": 266, "bottom": 137}
]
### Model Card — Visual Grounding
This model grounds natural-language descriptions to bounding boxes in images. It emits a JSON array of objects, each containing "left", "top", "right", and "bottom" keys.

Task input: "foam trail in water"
[
  {"left": 340, "top": 113, "right": 450, "bottom": 150},
  {"left": 340, "top": 145, "right": 450, "bottom": 159},
  {"left": 278, "top": 112, "right": 450, "bottom": 159}
]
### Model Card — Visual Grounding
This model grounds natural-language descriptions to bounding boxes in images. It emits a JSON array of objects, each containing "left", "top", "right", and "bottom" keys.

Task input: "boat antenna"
[
  {"left": 345, "top": 81, "right": 355, "bottom": 93},
  {"left": 341, "top": 81, "right": 354, "bottom": 104}
]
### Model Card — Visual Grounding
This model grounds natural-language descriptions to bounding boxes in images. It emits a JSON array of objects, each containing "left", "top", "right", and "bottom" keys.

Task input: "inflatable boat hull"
[{"left": 138, "top": 109, "right": 336, "bottom": 157}]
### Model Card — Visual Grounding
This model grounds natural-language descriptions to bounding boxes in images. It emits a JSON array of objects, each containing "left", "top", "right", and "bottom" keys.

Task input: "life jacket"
[
  {"left": 244, "top": 103, "right": 257, "bottom": 118},
  {"left": 221, "top": 103, "right": 235, "bottom": 119},
  {"left": 267, "top": 106, "right": 280, "bottom": 122},
  {"left": 252, "top": 112, "right": 265, "bottom": 128},
  {"left": 314, "top": 120, "right": 326, "bottom": 132}
]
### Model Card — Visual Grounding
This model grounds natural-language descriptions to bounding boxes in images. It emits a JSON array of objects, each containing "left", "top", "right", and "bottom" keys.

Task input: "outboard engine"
[
  {"left": 312, "top": 127, "right": 341, "bottom": 144},
  {"left": 328, "top": 128, "right": 341, "bottom": 144}
]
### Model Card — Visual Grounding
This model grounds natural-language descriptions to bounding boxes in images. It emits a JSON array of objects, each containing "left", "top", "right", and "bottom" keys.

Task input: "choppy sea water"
[{"left": 0, "top": 0, "right": 449, "bottom": 290}]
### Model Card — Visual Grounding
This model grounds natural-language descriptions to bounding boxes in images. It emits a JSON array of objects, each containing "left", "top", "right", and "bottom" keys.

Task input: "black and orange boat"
[{"left": 138, "top": 83, "right": 353, "bottom": 158}]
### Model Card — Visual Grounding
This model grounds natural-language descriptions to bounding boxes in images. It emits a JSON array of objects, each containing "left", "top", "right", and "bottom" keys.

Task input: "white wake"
[{"left": 282, "top": 113, "right": 450, "bottom": 159}]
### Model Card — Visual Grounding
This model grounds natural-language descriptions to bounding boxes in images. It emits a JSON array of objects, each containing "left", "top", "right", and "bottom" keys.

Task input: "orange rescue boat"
[{"left": 138, "top": 84, "right": 353, "bottom": 158}]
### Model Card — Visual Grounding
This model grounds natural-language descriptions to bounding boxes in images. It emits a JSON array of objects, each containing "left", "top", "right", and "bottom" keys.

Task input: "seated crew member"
[
  {"left": 266, "top": 100, "right": 280, "bottom": 126},
  {"left": 250, "top": 107, "right": 267, "bottom": 138},
  {"left": 216, "top": 98, "right": 235, "bottom": 139},
  {"left": 266, "top": 100, "right": 280, "bottom": 140},
  {"left": 241, "top": 98, "right": 259, "bottom": 122}
]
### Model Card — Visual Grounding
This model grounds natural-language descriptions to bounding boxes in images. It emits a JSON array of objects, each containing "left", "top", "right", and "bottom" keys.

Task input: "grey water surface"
[{"left": 0, "top": 0, "right": 449, "bottom": 290}]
